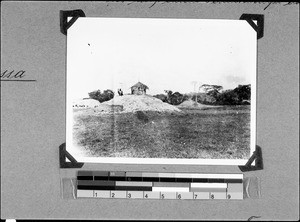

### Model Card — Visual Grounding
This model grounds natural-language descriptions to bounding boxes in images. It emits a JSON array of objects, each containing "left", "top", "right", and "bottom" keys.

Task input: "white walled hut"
[{"left": 130, "top": 82, "right": 149, "bottom": 95}]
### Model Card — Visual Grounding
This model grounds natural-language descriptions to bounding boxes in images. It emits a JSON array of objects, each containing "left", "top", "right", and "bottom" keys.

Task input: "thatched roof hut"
[{"left": 130, "top": 82, "right": 149, "bottom": 95}]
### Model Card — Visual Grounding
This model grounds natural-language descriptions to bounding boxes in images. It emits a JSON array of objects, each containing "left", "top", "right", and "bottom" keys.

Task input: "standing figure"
[{"left": 118, "top": 88, "right": 123, "bottom": 96}]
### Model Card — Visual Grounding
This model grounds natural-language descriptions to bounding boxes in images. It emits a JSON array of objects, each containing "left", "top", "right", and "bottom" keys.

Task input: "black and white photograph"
[{"left": 66, "top": 18, "right": 257, "bottom": 165}]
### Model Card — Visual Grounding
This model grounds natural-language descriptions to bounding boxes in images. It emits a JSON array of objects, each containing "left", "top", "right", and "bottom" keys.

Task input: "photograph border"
[{"left": 65, "top": 17, "right": 257, "bottom": 166}]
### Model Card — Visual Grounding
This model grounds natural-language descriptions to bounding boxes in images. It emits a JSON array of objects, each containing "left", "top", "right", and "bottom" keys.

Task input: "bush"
[
  {"left": 215, "top": 85, "right": 251, "bottom": 105},
  {"left": 216, "top": 90, "right": 239, "bottom": 105},
  {"left": 169, "top": 92, "right": 184, "bottom": 105},
  {"left": 192, "top": 93, "right": 216, "bottom": 105},
  {"left": 233, "top": 84, "right": 251, "bottom": 102},
  {"left": 154, "top": 92, "right": 189, "bottom": 105},
  {"left": 88, "top": 89, "right": 114, "bottom": 103}
]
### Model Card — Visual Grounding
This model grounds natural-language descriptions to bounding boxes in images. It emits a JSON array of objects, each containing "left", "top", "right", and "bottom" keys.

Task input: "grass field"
[{"left": 72, "top": 106, "right": 251, "bottom": 159}]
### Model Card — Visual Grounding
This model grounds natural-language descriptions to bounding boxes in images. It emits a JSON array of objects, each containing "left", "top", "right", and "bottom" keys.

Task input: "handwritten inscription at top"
[
  {"left": 1, "top": 70, "right": 25, "bottom": 79},
  {"left": 118, "top": 1, "right": 299, "bottom": 10},
  {"left": 1, "top": 70, "right": 36, "bottom": 82}
]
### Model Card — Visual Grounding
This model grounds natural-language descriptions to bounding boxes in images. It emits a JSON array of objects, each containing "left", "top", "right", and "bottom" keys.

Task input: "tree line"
[
  {"left": 87, "top": 84, "right": 251, "bottom": 106},
  {"left": 153, "top": 84, "right": 251, "bottom": 106}
]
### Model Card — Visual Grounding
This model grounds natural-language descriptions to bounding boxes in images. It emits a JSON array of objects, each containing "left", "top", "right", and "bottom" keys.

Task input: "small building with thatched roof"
[{"left": 130, "top": 82, "right": 149, "bottom": 95}]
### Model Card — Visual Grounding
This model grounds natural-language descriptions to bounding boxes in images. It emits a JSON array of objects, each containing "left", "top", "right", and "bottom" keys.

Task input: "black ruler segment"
[
  {"left": 77, "top": 185, "right": 115, "bottom": 190},
  {"left": 192, "top": 178, "right": 209, "bottom": 183},
  {"left": 77, "top": 180, "right": 116, "bottom": 190},
  {"left": 208, "top": 178, "right": 225, "bottom": 183},
  {"left": 224, "top": 179, "right": 243, "bottom": 183},
  {"left": 126, "top": 177, "right": 143, "bottom": 181},
  {"left": 77, "top": 176, "right": 93, "bottom": 180},
  {"left": 160, "top": 177, "right": 176, "bottom": 182},
  {"left": 94, "top": 176, "right": 109, "bottom": 180},
  {"left": 109, "top": 176, "right": 127, "bottom": 181},
  {"left": 142, "top": 177, "right": 159, "bottom": 182},
  {"left": 176, "top": 178, "right": 193, "bottom": 182}
]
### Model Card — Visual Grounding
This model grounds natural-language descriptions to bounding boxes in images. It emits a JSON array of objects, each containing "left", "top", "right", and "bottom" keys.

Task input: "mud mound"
[{"left": 102, "top": 95, "right": 181, "bottom": 113}]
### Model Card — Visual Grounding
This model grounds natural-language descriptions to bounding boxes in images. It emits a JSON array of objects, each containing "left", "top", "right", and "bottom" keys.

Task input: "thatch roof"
[{"left": 130, "top": 82, "right": 149, "bottom": 90}]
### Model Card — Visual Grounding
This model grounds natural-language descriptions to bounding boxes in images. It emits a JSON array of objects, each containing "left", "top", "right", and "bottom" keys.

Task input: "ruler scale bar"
[{"left": 76, "top": 171, "right": 244, "bottom": 200}]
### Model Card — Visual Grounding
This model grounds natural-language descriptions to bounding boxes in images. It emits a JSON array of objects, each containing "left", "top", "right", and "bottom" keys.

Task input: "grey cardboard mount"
[{"left": 1, "top": 2, "right": 299, "bottom": 221}]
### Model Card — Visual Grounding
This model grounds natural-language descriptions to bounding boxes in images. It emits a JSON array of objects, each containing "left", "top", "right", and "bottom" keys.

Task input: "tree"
[
  {"left": 158, "top": 90, "right": 188, "bottom": 105},
  {"left": 199, "top": 84, "right": 223, "bottom": 103},
  {"left": 233, "top": 84, "right": 251, "bottom": 103},
  {"left": 200, "top": 84, "right": 223, "bottom": 94},
  {"left": 216, "top": 84, "right": 251, "bottom": 105},
  {"left": 88, "top": 89, "right": 114, "bottom": 103},
  {"left": 216, "top": 89, "right": 239, "bottom": 105},
  {"left": 103, "top": 89, "right": 114, "bottom": 100},
  {"left": 169, "top": 92, "right": 184, "bottom": 105}
]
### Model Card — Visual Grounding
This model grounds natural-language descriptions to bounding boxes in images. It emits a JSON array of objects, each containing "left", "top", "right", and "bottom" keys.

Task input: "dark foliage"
[
  {"left": 169, "top": 92, "right": 185, "bottom": 105},
  {"left": 216, "top": 90, "right": 240, "bottom": 105},
  {"left": 233, "top": 84, "right": 251, "bottom": 101},
  {"left": 154, "top": 84, "right": 250, "bottom": 106},
  {"left": 154, "top": 91, "right": 189, "bottom": 105},
  {"left": 88, "top": 89, "right": 114, "bottom": 103},
  {"left": 200, "top": 84, "right": 223, "bottom": 95},
  {"left": 216, "top": 84, "right": 251, "bottom": 105},
  {"left": 192, "top": 93, "right": 216, "bottom": 105}
]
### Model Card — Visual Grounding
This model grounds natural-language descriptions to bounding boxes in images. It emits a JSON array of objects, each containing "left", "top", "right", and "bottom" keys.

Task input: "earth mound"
[{"left": 102, "top": 94, "right": 181, "bottom": 113}]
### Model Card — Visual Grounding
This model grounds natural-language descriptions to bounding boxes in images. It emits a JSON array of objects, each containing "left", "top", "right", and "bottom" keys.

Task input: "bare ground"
[{"left": 72, "top": 105, "right": 251, "bottom": 159}]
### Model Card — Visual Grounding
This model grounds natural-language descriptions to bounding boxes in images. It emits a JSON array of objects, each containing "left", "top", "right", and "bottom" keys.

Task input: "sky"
[{"left": 67, "top": 18, "right": 257, "bottom": 99}]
